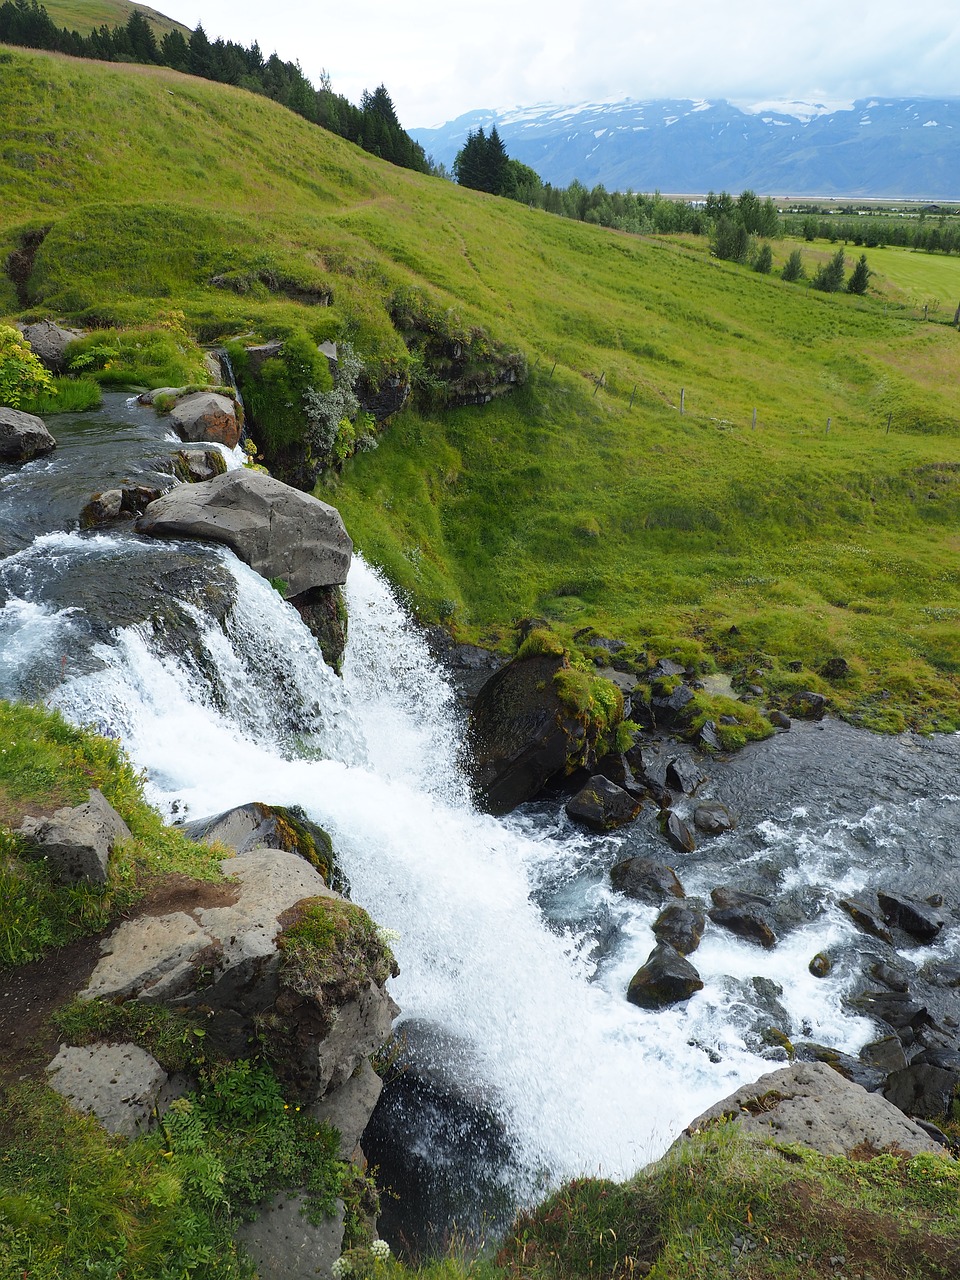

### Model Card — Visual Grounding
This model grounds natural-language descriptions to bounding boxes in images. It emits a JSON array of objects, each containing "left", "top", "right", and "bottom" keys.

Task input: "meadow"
[{"left": 2, "top": 45, "right": 960, "bottom": 729}]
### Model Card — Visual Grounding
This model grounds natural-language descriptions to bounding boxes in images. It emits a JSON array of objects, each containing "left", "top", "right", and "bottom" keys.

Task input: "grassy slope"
[
  {"left": 3, "top": 47, "right": 960, "bottom": 728},
  {"left": 41, "top": 0, "right": 188, "bottom": 37}
]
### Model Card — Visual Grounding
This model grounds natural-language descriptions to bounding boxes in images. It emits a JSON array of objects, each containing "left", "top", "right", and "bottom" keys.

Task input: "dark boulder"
[
  {"left": 0, "top": 406, "right": 56, "bottom": 462},
  {"left": 610, "top": 857, "right": 685, "bottom": 905},
  {"left": 80, "top": 488, "right": 124, "bottom": 527},
  {"left": 660, "top": 809, "right": 696, "bottom": 853},
  {"left": 665, "top": 756, "right": 706, "bottom": 794},
  {"left": 859, "top": 1036, "right": 908, "bottom": 1075},
  {"left": 709, "top": 887, "right": 777, "bottom": 949},
  {"left": 650, "top": 681, "right": 695, "bottom": 728},
  {"left": 884, "top": 1064, "right": 960, "bottom": 1122},
  {"left": 626, "top": 943, "right": 703, "bottom": 1009},
  {"left": 769, "top": 709, "right": 791, "bottom": 730},
  {"left": 653, "top": 901, "right": 706, "bottom": 955},
  {"left": 289, "top": 585, "right": 348, "bottom": 674},
  {"left": 694, "top": 801, "right": 735, "bottom": 835},
  {"left": 468, "top": 654, "right": 603, "bottom": 815},
  {"left": 809, "top": 951, "right": 832, "bottom": 978},
  {"left": 877, "top": 890, "right": 944, "bottom": 943},
  {"left": 839, "top": 895, "right": 893, "bottom": 944},
  {"left": 787, "top": 690, "right": 826, "bottom": 720},
  {"left": 793, "top": 1042, "right": 886, "bottom": 1092},
  {"left": 565, "top": 775, "right": 641, "bottom": 832}
]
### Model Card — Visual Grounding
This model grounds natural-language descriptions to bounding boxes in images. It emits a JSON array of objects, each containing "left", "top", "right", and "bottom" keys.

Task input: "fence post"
[
  {"left": 886, "top": 412, "right": 892, "bottom": 434},
  {"left": 629, "top": 384, "right": 637, "bottom": 409},
  {"left": 752, "top": 407, "right": 757, "bottom": 431},
  {"left": 550, "top": 361, "right": 557, "bottom": 378},
  {"left": 826, "top": 417, "right": 831, "bottom": 434},
  {"left": 680, "top": 388, "right": 685, "bottom": 415}
]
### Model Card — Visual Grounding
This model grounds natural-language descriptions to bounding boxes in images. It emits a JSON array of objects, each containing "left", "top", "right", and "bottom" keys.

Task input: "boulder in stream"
[
  {"left": 611, "top": 856, "right": 685, "bottom": 904},
  {"left": 627, "top": 943, "right": 704, "bottom": 1009},
  {"left": 168, "top": 391, "right": 240, "bottom": 448},
  {"left": 136, "top": 469, "right": 353, "bottom": 596},
  {"left": 565, "top": 775, "right": 641, "bottom": 831},
  {"left": 0, "top": 406, "right": 56, "bottom": 462}
]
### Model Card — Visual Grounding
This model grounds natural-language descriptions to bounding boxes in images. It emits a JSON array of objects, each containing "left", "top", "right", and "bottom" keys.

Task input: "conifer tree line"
[{"left": 0, "top": 0, "right": 429, "bottom": 173}]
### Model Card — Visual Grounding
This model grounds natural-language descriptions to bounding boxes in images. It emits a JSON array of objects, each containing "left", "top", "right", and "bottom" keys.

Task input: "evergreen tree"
[
  {"left": 752, "top": 242, "right": 773, "bottom": 273},
  {"left": 125, "top": 11, "right": 158, "bottom": 63},
  {"left": 453, "top": 128, "right": 489, "bottom": 191},
  {"left": 847, "top": 253, "right": 871, "bottom": 295},
  {"left": 781, "top": 248, "right": 805, "bottom": 282},
  {"left": 484, "top": 126, "right": 508, "bottom": 194},
  {"left": 711, "top": 215, "right": 750, "bottom": 263},
  {"left": 812, "top": 248, "right": 846, "bottom": 292}
]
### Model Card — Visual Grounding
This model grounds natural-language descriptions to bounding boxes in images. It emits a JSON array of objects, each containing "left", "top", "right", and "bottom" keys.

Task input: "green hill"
[
  {"left": 37, "top": 0, "right": 186, "bottom": 37},
  {"left": 4, "top": 44, "right": 960, "bottom": 730}
]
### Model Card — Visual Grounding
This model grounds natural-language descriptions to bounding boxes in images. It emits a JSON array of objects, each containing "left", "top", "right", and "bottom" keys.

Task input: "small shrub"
[
  {"left": 0, "top": 324, "right": 55, "bottom": 408},
  {"left": 276, "top": 897, "right": 396, "bottom": 1001}
]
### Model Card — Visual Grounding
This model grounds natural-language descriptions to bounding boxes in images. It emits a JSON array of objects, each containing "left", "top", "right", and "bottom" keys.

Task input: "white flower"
[
  {"left": 331, "top": 1257, "right": 352, "bottom": 1278},
  {"left": 370, "top": 1239, "right": 392, "bottom": 1261}
]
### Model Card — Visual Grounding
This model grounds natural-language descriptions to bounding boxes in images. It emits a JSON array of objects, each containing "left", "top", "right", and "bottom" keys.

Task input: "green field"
[
  {"left": 39, "top": 0, "right": 187, "bottom": 37},
  {"left": 3, "top": 45, "right": 960, "bottom": 729}
]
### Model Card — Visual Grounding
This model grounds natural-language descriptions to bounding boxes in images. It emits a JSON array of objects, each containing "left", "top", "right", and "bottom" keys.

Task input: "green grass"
[
  {"left": 41, "top": 0, "right": 189, "bottom": 37},
  {"left": 0, "top": 700, "right": 226, "bottom": 967},
  {"left": 3, "top": 47, "right": 960, "bottom": 729}
]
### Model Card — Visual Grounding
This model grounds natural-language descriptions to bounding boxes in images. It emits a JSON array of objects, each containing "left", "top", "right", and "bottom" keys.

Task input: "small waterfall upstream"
[{"left": 3, "top": 396, "right": 960, "bottom": 1241}]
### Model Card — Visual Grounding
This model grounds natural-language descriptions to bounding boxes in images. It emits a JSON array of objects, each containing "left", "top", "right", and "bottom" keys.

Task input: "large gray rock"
[
  {"left": 627, "top": 943, "right": 703, "bottom": 1009},
  {"left": 236, "top": 1193, "right": 344, "bottom": 1280},
  {"left": 183, "top": 801, "right": 339, "bottom": 885},
  {"left": 168, "top": 391, "right": 239, "bottom": 448},
  {"left": 46, "top": 1042, "right": 176, "bottom": 1137},
  {"left": 18, "top": 319, "right": 84, "bottom": 373},
  {"left": 18, "top": 788, "right": 131, "bottom": 885},
  {"left": 681, "top": 1061, "right": 945, "bottom": 1156},
  {"left": 0, "top": 406, "right": 57, "bottom": 462},
  {"left": 136, "top": 469, "right": 352, "bottom": 596},
  {"left": 82, "top": 848, "right": 397, "bottom": 1100}
]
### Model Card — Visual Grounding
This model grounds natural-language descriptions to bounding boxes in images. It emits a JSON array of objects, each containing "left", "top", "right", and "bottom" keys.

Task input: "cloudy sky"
[{"left": 156, "top": 1, "right": 960, "bottom": 128}]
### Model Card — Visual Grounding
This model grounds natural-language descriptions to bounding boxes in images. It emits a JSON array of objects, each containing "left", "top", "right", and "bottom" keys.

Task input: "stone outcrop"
[
  {"left": 18, "top": 319, "right": 84, "bottom": 373},
  {"left": 0, "top": 406, "right": 57, "bottom": 462},
  {"left": 168, "top": 391, "right": 240, "bottom": 448},
  {"left": 680, "top": 1061, "right": 945, "bottom": 1157},
  {"left": 183, "top": 801, "right": 342, "bottom": 888},
  {"left": 136, "top": 469, "right": 353, "bottom": 597},
  {"left": 709, "top": 886, "right": 777, "bottom": 949},
  {"left": 468, "top": 653, "right": 596, "bottom": 815},
  {"left": 18, "top": 788, "right": 131, "bottom": 885},
  {"left": 653, "top": 901, "right": 706, "bottom": 955}
]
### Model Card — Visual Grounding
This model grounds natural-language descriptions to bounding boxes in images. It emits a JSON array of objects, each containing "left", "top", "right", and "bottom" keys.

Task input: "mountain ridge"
[{"left": 412, "top": 96, "right": 960, "bottom": 199}]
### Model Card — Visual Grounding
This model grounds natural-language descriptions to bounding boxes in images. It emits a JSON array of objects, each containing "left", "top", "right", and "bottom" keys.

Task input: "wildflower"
[
  {"left": 331, "top": 1257, "right": 352, "bottom": 1278},
  {"left": 370, "top": 1239, "right": 391, "bottom": 1262}
]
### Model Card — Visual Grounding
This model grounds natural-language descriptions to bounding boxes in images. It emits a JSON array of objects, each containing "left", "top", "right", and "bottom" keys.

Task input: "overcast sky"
[{"left": 156, "top": 1, "right": 960, "bottom": 128}]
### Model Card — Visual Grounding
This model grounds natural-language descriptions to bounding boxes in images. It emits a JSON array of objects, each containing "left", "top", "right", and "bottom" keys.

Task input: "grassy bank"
[{"left": 3, "top": 45, "right": 960, "bottom": 736}]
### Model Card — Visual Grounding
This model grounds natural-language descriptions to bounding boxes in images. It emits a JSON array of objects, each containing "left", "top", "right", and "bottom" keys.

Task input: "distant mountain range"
[{"left": 411, "top": 98, "right": 960, "bottom": 199}]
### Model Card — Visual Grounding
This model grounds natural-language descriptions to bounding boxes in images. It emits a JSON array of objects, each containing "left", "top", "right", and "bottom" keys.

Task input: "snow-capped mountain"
[{"left": 411, "top": 98, "right": 960, "bottom": 198}]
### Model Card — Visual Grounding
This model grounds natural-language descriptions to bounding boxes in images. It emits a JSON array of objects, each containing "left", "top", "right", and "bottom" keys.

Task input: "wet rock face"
[
  {"left": 136, "top": 469, "right": 353, "bottom": 597},
  {"left": 0, "top": 407, "right": 57, "bottom": 462},
  {"left": 709, "top": 887, "right": 777, "bottom": 949},
  {"left": 467, "top": 654, "right": 582, "bottom": 815},
  {"left": 653, "top": 901, "right": 706, "bottom": 956}
]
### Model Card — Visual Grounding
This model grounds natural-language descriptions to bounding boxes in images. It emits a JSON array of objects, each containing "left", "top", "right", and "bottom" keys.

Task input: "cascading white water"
[{"left": 29, "top": 545, "right": 882, "bottom": 1200}]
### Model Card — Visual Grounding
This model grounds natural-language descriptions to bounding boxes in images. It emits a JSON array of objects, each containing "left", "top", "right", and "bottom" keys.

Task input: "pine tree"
[
  {"left": 847, "top": 253, "right": 871, "bottom": 295},
  {"left": 812, "top": 248, "right": 846, "bottom": 292},
  {"left": 781, "top": 248, "right": 805, "bottom": 281}
]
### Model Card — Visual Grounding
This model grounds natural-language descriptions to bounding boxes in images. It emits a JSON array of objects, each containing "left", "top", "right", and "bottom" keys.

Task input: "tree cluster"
[
  {"left": 0, "top": 0, "right": 428, "bottom": 174},
  {"left": 788, "top": 211, "right": 960, "bottom": 256}
]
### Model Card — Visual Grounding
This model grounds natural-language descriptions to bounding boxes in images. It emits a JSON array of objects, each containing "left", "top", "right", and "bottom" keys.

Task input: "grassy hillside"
[
  {"left": 40, "top": 0, "right": 188, "bottom": 37},
  {"left": 4, "top": 45, "right": 960, "bottom": 729}
]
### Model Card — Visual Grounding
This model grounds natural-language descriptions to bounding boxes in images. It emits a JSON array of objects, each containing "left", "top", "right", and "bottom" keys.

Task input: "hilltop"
[{"left": 3, "top": 44, "right": 960, "bottom": 730}]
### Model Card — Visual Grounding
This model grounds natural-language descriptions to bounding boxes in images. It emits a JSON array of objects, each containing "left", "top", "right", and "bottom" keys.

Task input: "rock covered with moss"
[{"left": 467, "top": 638, "right": 627, "bottom": 815}]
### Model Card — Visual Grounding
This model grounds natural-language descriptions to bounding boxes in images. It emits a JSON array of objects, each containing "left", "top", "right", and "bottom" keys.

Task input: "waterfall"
[
  {"left": 34, "top": 551, "right": 872, "bottom": 1195},
  {"left": 3, "top": 400, "right": 959, "bottom": 1230}
]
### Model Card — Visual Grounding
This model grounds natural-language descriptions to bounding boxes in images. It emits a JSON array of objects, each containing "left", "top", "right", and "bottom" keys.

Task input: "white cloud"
[{"left": 155, "top": 1, "right": 960, "bottom": 127}]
